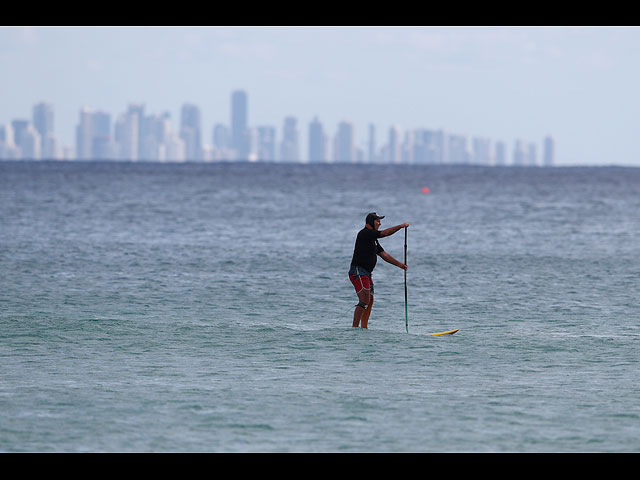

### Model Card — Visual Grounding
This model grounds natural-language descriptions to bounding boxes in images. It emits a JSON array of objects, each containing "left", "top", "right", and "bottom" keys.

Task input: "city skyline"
[
  {"left": 0, "top": 93, "right": 555, "bottom": 166},
  {"left": 1, "top": 27, "right": 639, "bottom": 166}
]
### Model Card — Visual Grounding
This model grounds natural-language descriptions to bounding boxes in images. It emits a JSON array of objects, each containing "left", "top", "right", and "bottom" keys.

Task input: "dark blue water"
[{"left": 1, "top": 161, "right": 639, "bottom": 452}]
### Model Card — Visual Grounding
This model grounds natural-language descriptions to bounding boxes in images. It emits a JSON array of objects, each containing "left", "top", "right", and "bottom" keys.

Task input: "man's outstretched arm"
[{"left": 379, "top": 222, "right": 409, "bottom": 237}]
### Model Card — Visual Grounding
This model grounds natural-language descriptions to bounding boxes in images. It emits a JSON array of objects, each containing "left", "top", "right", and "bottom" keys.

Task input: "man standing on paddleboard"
[{"left": 349, "top": 212, "right": 409, "bottom": 329}]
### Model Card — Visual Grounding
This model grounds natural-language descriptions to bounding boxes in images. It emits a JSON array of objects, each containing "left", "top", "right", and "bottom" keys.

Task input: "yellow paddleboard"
[{"left": 430, "top": 329, "right": 459, "bottom": 336}]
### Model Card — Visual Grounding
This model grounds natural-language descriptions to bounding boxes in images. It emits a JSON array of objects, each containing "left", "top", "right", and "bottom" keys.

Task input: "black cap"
[{"left": 366, "top": 212, "right": 385, "bottom": 226}]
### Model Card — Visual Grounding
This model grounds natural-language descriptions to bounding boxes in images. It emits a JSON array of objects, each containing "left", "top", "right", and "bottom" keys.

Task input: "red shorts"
[{"left": 349, "top": 266, "right": 374, "bottom": 295}]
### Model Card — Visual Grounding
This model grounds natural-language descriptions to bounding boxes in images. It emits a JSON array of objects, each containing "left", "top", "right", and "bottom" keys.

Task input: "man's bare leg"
[
  {"left": 352, "top": 289, "right": 371, "bottom": 328},
  {"left": 360, "top": 295, "right": 374, "bottom": 329}
]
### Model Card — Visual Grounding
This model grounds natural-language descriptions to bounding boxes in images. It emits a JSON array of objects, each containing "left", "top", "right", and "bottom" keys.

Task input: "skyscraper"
[
  {"left": 212, "top": 123, "right": 234, "bottom": 160},
  {"left": 494, "top": 141, "right": 506, "bottom": 166},
  {"left": 412, "top": 130, "right": 427, "bottom": 164},
  {"left": 213, "top": 124, "right": 230, "bottom": 150},
  {"left": 33, "top": 102, "right": 54, "bottom": 159},
  {"left": 165, "top": 133, "right": 186, "bottom": 162},
  {"left": 139, "top": 113, "right": 164, "bottom": 161},
  {"left": 180, "top": 103, "right": 202, "bottom": 161},
  {"left": 155, "top": 112, "right": 172, "bottom": 144},
  {"left": 243, "top": 128, "right": 258, "bottom": 161},
  {"left": 308, "top": 117, "right": 327, "bottom": 163},
  {"left": 280, "top": 116, "right": 299, "bottom": 162},
  {"left": 0, "top": 123, "right": 23, "bottom": 160},
  {"left": 75, "top": 107, "right": 116, "bottom": 160},
  {"left": 115, "top": 110, "right": 139, "bottom": 161},
  {"left": 75, "top": 108, "right": 93, "bottom": 160},
  {"left": 20, "top": 125, "right": 41, "bottom": 160},
  {"left": 91, "top": 111, "right": 113, "bottom": 160},
  {"left": 127, "top": 104, "right": 145, "bottom": 160},
  {"left": 543, "top": 136, "right": 555, "bottom": 166},
  {"left": 402, "top": 130, "right": 414, "bottom": 164},
  {"left": 0, "top": 124, "right": 14, "bottom": 146},
  {"left": 412, "top": 129, "right": 438, "bottom": 164},
  {"left": 334, "top": 121, "right": 355, "bottom": 163},
  {"left": 513, "top": 140, "right": 526, "bottom": 166},
  {"left": 472, "top": 137, "right": 492, "bottom": 165},
  {"left": 368, "top": 124, "right": 376, "bottom": 163},
  {"left": 388, "top": 126, "right": 401, "bottom": 163},
  {"left": 257, "top": 126, "right": 276, "bottom": 162},
  {"left": 528, "top": 143, "right": 537, "bottom": 166},
  {"left": 152, "top": 113, "right": 173, "bottom": 161},
  {"left": 449, "top": 134, "right": 471, "bottom": 164},
  {"left": 435, "top": 129, "right": 448, "bottom": 164},
  {"left": 11, "top": 119, "right": 29, "bottom": 153},
  {"left": 231, "top": 90, "right": 248, "bottom": 158}
]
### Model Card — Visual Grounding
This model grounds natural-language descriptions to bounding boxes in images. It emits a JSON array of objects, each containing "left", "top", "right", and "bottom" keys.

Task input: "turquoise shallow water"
[{"left": 1, "top": 161, "right": 639, "bottom": 452}]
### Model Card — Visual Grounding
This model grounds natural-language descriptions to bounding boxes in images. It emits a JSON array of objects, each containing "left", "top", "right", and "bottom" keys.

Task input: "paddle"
[{"left": 404, "top": 227, "right": 408, "bottom": 333}]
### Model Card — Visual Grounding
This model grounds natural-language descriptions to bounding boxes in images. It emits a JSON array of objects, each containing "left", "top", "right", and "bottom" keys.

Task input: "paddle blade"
[{"left": 430, "top": 329, "right": 459, "bottom": 336}]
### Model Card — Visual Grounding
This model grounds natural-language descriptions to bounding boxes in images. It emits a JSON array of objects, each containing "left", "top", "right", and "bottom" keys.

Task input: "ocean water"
[{"left": 1, "top": 160, "right": 639, "bottom": 452}]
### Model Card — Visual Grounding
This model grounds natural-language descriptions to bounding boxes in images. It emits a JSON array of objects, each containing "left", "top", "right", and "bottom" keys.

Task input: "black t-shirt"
[{"left": 350, "top": 227, "right": 384, "bottom": 273}]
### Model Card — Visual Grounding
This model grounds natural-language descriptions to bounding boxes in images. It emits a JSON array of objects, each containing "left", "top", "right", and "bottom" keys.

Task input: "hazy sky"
[{"left": 2, "top": 26, "right": 639, "bottom": 165}]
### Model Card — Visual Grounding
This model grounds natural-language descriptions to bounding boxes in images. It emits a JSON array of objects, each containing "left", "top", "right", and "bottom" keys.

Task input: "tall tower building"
[
  {"left": 11, "top": 119, "right": 29, "bottom": 155},
  {"left": 0, "top": 124, "right": 12, "bottom": 143},
  {"left": 412, "top": 130, "right": 426, "bottom": 164},
  {"left": 280, "top": 116, "right": 299, "bottom": 162},
  {"left": 21, "top": 125, "right": 41, "bottom": 160},
  {"left": 180, "top": 103, "right": 202, "bottom": 161},
  {"left": 388, "top": 126, "right": 401, "bottom": 163},
  {"left": 543, "top": 136, "right": 555, "bottom": 166},
  {"left": 91, "top": 111, "right": 112, "bottom": 160},
  {"left": 115, "top": 110, "right": 139, "bottom": 161},
  {"left": 368, "top": 124, "right": 376, "bottom": 163},
  {"left": 242, "top": 128, "right": 259, "bottom": 161},
  {"left": 412, "top": 129, "right": 438, "bottom": 164},
  {"left": 472, "top": 137, "right": 492, "bottom": 165},
  {"left": 449, "top": 134, "right": 471, "bottom": 164},
  {"left": 141, "top": 115, "right": 163, "bottom": 161},
  {"left": 494, "top": 141, "right": 506, "bottom": 166},
  {"left": 128, "top": 104, "right": 144, "bottom": 144},
  {"left": 435, "top": 129, "right": 448, "bottom": 164},
  {"left": 155, "top": 112, "right": 172, "bottom": 144},
  {"left": 334, "top": 121, "right": 355, "bottom": 163},
  {"left": 231, "top": 90, "right": 248, "bottom": 157},
  {"left": 139, "top": 111, "right": 163, "bottom": 161},
  {"left": 528, "top": 143, "right": 537, "bottom": 166},
  {"left": 165, "top": 133, "right": 186, "bottom": 162},
  {"left": 402, "top": 130, "right": 414, "bottom": 164},
  {"left": 513, "top": 140, "right": 526, "bottom": 166},
  {"left": 0, "top": 124, "right": 14, "bottom": 146},
  {"left": 308, "top": 117, "right": 327, "bottom": 163},
  {"left": 257, "top": 126, "right": 276, "bottom": 162},
  {"left": 0, "top": 124, "right": 22, "bottom": 160},
  {"left": 213, "top": 124, "right": 230, "bottom": 150},
  {"left": 33, "top": 102, "right": 54, "bottom": 159},
  {"left": 75, "top": 108, "right": 93, "bottom": 160},
  {"left": 212, "top": 123, "right": 234, "bottom": 160},
  {"left": 76, "top": 107, "right": 116, "bottom": 160},
  {"left": 152, "top": 112, "right": 173, "bottom": 161}
]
